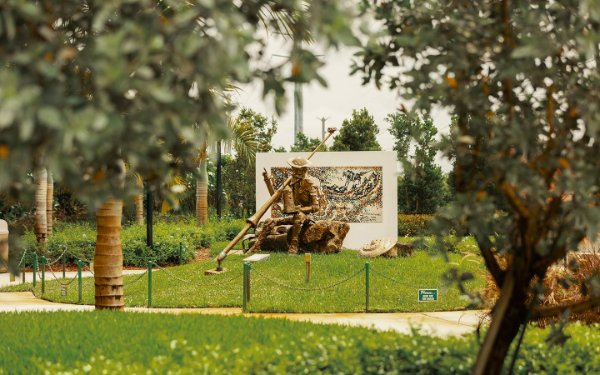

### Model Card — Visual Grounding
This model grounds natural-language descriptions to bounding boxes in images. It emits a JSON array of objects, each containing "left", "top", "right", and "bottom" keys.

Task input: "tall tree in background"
[
  {"left": 331, "top": 108, "right": 381, "bottom": 151},
  {"left": 290, "top": 132, "right": 325, "bottom": 152},
  {"left": 387, "top": 112, "right": 447, "bottom": 214},
  {"left": 0, "top": 1, "right": 355, "bottom": 308},
  {"left": 356, "top": 2, "right": 600, "bottom": 374}
]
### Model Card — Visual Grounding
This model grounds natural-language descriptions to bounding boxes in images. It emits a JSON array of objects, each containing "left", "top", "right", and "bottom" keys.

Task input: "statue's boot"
[{"left": 288, "top": 216, "right": 304, "bottom": 254}]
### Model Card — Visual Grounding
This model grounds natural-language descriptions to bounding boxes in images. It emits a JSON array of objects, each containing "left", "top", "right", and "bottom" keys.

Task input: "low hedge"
[
  {"left": 0, "top": 312, "right": 598, "bottom": 374},
  {"left": 20, "top": 218, "right": 245, "bottom": 267},
  {"left": 398, "top": 214, "right": 434, "bottom": 236}
]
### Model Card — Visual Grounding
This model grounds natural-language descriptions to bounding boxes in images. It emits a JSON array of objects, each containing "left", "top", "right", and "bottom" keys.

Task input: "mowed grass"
[
  {"left": 0, "top": 312, "right": 598, "bottom": 375},
  {"left": 3, "top": 241, "right": 485, "bottom": 313}
]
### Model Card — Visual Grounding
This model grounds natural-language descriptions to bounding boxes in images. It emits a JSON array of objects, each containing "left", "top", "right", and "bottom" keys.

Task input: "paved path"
[
  {"left": 0, "top": 289, "right": 487, "bottom": 337},
  {"left": 0, "top": 270, "right": 147, "bottom": 288}
]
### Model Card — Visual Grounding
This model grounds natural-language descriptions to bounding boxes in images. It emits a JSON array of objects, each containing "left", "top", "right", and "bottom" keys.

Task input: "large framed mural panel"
[{"left": 256, "top": 151, "right": 397, "bottom": 249}]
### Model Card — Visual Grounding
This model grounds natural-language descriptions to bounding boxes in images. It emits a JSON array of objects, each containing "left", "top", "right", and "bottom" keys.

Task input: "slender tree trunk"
[
  {"left": 196, "top": 157, "right": 208, "bottom": 226},
  {"left": 94, "top": 199, "right": 124, "bottom": 310},
  {"left": 46, "top": 172, "right": 53, "bottom": 237},
  {"left": 34, "top": 168, "right": 48, "bottom": 244},
  {"left": 134, "top": 194, "right": 144, "bottom": 225},
  {"left": 473, "top": 272, "right": 528, "bottom": 375}
]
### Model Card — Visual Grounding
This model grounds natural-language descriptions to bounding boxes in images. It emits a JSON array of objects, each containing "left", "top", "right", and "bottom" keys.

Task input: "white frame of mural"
[{"left": 256, "top": 151, "right": 398, "bottom": 250}]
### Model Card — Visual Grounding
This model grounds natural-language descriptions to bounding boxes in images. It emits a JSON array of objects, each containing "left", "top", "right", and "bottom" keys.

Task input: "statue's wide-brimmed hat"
[
  {"left": 287, "top": 156, "right": 312, "bottom": 169},
  {"left": 358, "top": 238, "right": 397, "bottom": 258}
]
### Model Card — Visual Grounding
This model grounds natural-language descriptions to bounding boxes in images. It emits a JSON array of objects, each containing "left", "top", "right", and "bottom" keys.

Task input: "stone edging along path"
[{"left": 0, "top": 288, "right": 488, "bottom": 338}]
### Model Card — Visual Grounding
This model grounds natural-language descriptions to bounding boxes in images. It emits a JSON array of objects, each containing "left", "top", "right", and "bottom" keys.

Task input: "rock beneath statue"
[
  {"left": 301, "top": 220, "right": 350, "bottom": 253},
  {"left": 247, "top": 220, "right": 350, "bottom": 254}
]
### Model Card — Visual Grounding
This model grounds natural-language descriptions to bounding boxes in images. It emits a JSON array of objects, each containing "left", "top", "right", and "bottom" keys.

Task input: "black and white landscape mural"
[{"left": 271, "top": 166, "right": 383, "bottom": 223}]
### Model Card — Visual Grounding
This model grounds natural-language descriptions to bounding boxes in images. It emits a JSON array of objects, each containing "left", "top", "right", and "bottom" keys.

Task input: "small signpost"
[
  {"left": 304, "top": 253, "right": 311, "bottom": 283},
  {"left": 418, "top": 289, "right": 438, "bottom": 302},
  {"left": 61, "top": 285, "right": 68, "bottom": 297},
  {"left": 243, "top": 254, "right": 270, "bottom": 263}
]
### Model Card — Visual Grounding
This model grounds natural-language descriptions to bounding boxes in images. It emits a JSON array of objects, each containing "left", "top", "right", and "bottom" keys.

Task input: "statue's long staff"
[{"left": 212, "top": 127, "right": 336, "bottom": 272}]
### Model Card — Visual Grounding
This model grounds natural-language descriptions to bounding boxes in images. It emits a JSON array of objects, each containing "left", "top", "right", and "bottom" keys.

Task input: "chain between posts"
[
  {"left": 252, "top": 266, "right": 366, "bottom": 291},
  {"left": 153, "top": 263, "right": 244, "bottom": 286},
  {"left": 123, "top": 270, "right": 149, "bottom": 286},
  {"left": 17, "top": 249, "right": 28, "bottom": 268},
  {"left": 45, "top": 247, "right": 69, "bottom": 266},
  {"left": 46, "top": 267, "right": 79, "bottom": 286},
  {"left": 370, "top": 266, "right": 422, "bottom": 288}
]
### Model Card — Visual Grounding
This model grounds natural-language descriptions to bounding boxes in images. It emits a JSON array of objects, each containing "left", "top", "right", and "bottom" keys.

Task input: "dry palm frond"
[{"left": 483, "top": 253, "right": 600, "bottom": 326}]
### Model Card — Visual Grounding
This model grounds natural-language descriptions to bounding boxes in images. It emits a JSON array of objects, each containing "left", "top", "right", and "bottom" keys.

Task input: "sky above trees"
[{"left": 235, "top": 40, "right": 453, "bottom": 170}]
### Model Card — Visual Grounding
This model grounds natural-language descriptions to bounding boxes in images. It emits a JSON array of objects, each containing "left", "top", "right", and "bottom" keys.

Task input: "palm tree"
[
  {"left": 34, "top": 168, "right": 48, "bottom": 244},
  {"left": 94, "top": 198, "right": 124, "bottom": 309},
  {"left": 196, "top": 116, "right": 257, "bottom": 226},
  {"left": 133, "top": 174, "right": 144, "bottom": 225},
  {"left": 46, "top": 172, "right": 54, "bottom": 237}
]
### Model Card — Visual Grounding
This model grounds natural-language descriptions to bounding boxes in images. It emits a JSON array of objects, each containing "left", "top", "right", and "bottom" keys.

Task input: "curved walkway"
[{"left": 0, "top": 293, "right": 487, "bottom": 339}]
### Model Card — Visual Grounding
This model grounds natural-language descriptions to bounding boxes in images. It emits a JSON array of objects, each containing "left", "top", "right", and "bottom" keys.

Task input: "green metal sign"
[{"left": 418, "top": 289, "right": 438, "bottom": 302}]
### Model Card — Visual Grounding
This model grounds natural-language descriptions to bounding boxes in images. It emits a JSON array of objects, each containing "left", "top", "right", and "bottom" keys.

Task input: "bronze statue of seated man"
[{"left": 248, "top": 156, "right": 349, "bottom": 254}]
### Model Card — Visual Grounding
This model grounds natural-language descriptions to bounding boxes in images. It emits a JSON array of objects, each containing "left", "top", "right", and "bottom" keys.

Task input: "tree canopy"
[
  {"left": 290, "top": 132, "right": 325, "bottom": 152},
  {"left": 0, "top": 0, "right": 355, "bottom": 208},
  {"left": 330, "top": 108, "right": 381, "bottom": 151},
  {"left": 387, "top": 112, "right": 447, "bottom": 214},
  {"left": 355, "top": 1, "right": 600, "bottom": 374}
]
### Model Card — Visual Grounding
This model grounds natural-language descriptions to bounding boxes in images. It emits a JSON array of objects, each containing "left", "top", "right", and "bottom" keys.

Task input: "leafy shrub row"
[
  {"left": 20, "top": 218, "right": 245, "bottom": 267},
  {"left": 398, "top": 214, "right": 434, "bottom": 236},
  {"left": 0, "top": 312, "right": 598, "bottom": 374}
]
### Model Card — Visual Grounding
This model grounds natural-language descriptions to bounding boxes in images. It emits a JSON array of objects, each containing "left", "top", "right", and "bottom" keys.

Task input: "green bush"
[
  {"left": 20, "top": 218, "right": 246, "bottom": 267},
  {"left": 0, "top": 312, "right": 598, "bottom": 375},
  {"left": 398, "top": 214, "right": 434, "bottom": 236}
]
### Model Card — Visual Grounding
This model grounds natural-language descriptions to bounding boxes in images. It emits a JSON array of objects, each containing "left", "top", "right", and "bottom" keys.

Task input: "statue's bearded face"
[{"left": 291, "top": 167, "right": 307, "bottom": 182}]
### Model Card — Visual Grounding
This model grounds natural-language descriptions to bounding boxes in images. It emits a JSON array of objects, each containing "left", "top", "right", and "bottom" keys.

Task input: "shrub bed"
[
  {"left": 0, "top": 312, "right": 597, "bottom": 374},
  {"left": 398, "top": 214, "right": 434, "bottom": 236},
  {"left": 19, "top": 218, "right": 245, "bottom": 267}
]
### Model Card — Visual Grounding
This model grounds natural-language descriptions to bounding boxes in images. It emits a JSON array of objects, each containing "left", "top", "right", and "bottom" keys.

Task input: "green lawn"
[
  {"left": 0, "top": 312, "right": 597, "bottom": 374},
  {"left": 2, "top": 244, "right": 486, "bottom": 313}
]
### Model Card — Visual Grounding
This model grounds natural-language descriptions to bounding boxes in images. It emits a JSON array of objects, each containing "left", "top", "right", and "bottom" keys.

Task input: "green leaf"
[{"left": 38, "top": 106, "right": 62, "bottom": 128}]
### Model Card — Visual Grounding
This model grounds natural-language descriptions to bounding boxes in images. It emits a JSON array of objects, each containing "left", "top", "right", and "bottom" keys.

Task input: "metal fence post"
[
  {"left": 242, "top": 262, "right": 249, "bottom": 312},
  {"left": 77, "top": 260, "right": 83, "bottom": 304},
  {"left": 305, "top": 253, "right": 311, "bottom": 283},
  {"left": 179, "top": 242, "right": 183, "bottom": 264},
  {"left": 147, "top": 261, "right": 153, "bottom": 308},
  {"left": 247, "top": 262, "right": 251, "bottom": 303},
  {"left": 41, "top": 256, "right": 46, "bottom": 295},
  {"left": 32, "top": 253, "right": 38, "bottom": 288},
  {"left": 22, "top": 250, "right": 27, "bottom": 284},
  {"left": 62, "top": 256, "right": 66, "bottom": 279},
  {"left": 365, "top": 262, "right": 370, "bottom": 313}
]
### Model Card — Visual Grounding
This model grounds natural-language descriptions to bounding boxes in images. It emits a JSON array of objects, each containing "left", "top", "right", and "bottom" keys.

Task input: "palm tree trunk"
[
  {"left": 34, "top": 168, "right": 48, "bottom": 244},
  {"left": 94, "top": 199, "right": 124, "bottom": 310},
  {"left": 196, "top": 157, "right": 209, "bottom": 226},
  {"left": 134, "top": 194, "right": 144, "bottom": 225},
  {"left": 46, "top": 172, "right": 54, "bottom": 237}
]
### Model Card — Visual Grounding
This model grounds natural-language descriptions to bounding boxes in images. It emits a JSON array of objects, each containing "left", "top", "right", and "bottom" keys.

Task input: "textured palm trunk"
[
  {"left": 134, "top": 194, "right": 144, "bottom": 225},
  {"left": 46, "top": 173, "right": 53, "bottom": 237},
  {"left": 34, "top": 168, "right": 48, "bottom": 244},
  {"left": 94, "top": 199, "right": 124, "bottom": 310},
  {"left": 196, "top": 158, "right": 208, "bottom": 226}
]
